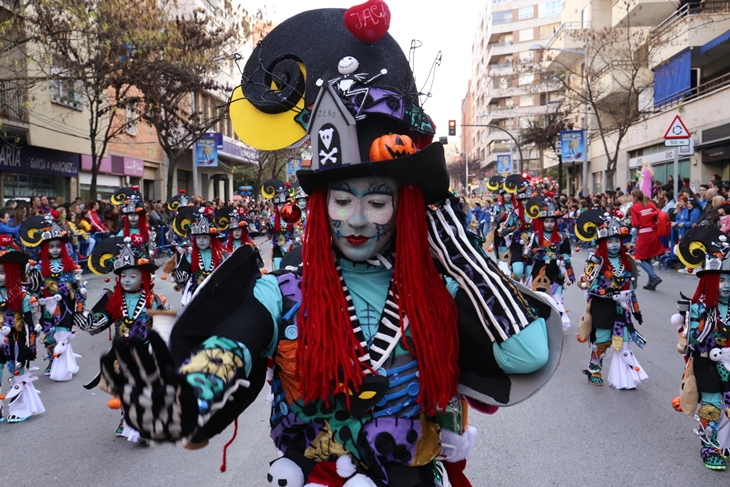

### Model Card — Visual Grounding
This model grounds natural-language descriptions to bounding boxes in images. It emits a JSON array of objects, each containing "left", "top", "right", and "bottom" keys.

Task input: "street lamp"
[{"left": 531, "top": 43, "right": 589, "bottom": 196}]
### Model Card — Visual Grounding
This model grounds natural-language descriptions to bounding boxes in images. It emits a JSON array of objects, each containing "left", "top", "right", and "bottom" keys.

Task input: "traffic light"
[{"left": 448, "top": 120, "right": 456, "bottom": 136}]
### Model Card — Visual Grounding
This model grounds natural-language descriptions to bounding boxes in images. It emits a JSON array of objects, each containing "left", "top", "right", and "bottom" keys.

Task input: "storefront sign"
[
  {"left": 0, "top": 140, "right": 79, "bottom": 177},
  {"left": 629, "top": 149, "right": 675, "bottom": 168},
  {"left": 123, "top": 157, "right": 144, "bottom": 177},
  {"left": 195, "top": 133, "right": 218, "bottom": 167},
  {"left": 496, "top": 154, "right": 512, "bottom": 174}
]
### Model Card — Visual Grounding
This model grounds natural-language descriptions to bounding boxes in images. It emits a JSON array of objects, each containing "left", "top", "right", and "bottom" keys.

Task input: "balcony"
[
  {"left": 590, "top": 60, "right": 652, "bottom": 105},
  {"left": 612, "top": 0, "right": 677, "bottom": 28},
  {"left": 488, "top": 62, "right": 514, "bottom": 75},
  {"left": 543, "top": 22, "right": 590, "bottom": 69},
  {"left": 651, "top": 2, "right": 730, "bottom": 67},
  {"left": 0, "top": 80, "right": 28, "bottom": 131}
]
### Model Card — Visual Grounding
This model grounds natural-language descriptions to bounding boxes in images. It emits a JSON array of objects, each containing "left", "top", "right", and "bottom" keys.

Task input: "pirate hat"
[
  {"left": 677, "top": 226, "right": 730, "bottom": 277},
  {"left": 230, "top": 7, "right": 448, "bottom": 204},
  {"left": 172, "top": 206, "right": 218, "bottom": 237},
  {"left": 487, "top": 175, "right": 505, "bottom": 193},
  {"left": 574, "top": 209, "right": 630, "bottom": 243},
  {"left": 504, "top": 174, "right": 532, "bottom": 200},
  {"left": 525, "top": 196, "right": 560, "bottom": 220},
  {"left": 19, "top": 214, "right": 70, "bottom": 247},
  {"left": 216, "top": 206, "right": 248, "bottom": 231},
  {"left": 88, "top": 236, "right": 158, "bottom": 275},
  {"left": 0, "top": 234, "right": 29, "bottom": 267},
  {"left": 167, "top": 191, "right": 191, "bottom": 212},
  {"left": 111, "top": 186, "right": 145, "bottom": 215}
]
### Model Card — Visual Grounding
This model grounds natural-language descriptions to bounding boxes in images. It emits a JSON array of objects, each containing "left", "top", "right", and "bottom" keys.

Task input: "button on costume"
[
  {"left": 99, "top": 7, "right": 563, "bottom": 487},
  {"left": 673, "top": 226, "right": 730, "bottom": 470}
]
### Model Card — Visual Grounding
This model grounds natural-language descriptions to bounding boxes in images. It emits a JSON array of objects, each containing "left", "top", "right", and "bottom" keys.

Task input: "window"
[
  {"left": 519, "top": 28, "right": 534, "bottom": 42},
  {"left": 520, "top": 95, "right": 535, "bottom": 106},
  {"left": 519, "top": 6, "right": 534, "bottom": 19},
  {"left": 519, "top": 51, "right": 534, "bottom": 64},
  {"left": 126, "top": 102, "right": 138, "bottom": 136},
  {"left": 581, "top": 5, "right": 590, "bottom": 28},
  {"left": 492, "top": 11, "right": 512, "bottom": 25},
  {"left": 539, "top": 23, "right": 560, "bottom": 39},
  {"left": 539, "top": 0, "right": 563, "bottom": 18},
  {"left": 519, "top": 72, "right": 535, "bottom": 85},
  {"left": 51, "top": 74, "right": 83, "bottom": 110}
]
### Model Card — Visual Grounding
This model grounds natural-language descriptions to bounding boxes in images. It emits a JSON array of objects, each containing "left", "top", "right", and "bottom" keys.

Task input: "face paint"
[
  {"left": 606, "top": 237, "right": 622, "bottom": 257},
  {"left": 297, "top": 198, "right": 307, "bottom": 210},
  {"left": 120, "top": 268, "right": 143, "bottom": 293},
  {"left": 328, "top": 176, "right": 399, "bottom": 262},
  {"left": 720, "top": 274, "right": 730, "bottom": 301},
  {"left": 504, "top": 193, "right": 512, "bottom": 203},
  {"left": 232, "top": 229, "right": 243, "bottom": 240},
  {"left": 48, "top": 240, "right": 62, "bottom": 259},
  {"left": 0, "top": 264, "right": 5, "bottom": 287},
  {"left": 128, "top": 214, "right": 140, "bottom": 228},
  {"left": 543, "top": 218, "right": 556, "bottom": 233},
  {"left": 196, "top": 235, "right": 211, "bottom": 250}
]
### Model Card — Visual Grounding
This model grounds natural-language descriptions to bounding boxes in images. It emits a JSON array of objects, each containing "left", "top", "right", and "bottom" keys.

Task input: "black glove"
[
  {"left": 100, "top": 331, "right": 199, "bottom": 441},
  {"left": 171, "top": 269, "right": 189, "bottom": 286},
  {"left": 633, "top": 311, "right": 643, "bottom": 325}
]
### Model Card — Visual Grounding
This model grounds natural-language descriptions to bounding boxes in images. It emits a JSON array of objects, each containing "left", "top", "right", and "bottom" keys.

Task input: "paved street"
[{"left": 2, "top": 248, "right": 729, "bottom": 486}]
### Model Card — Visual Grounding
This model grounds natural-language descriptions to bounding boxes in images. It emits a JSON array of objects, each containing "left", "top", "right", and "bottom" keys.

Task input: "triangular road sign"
[{"left": 664, "top": 115, "right": 691, "bottom": 139}]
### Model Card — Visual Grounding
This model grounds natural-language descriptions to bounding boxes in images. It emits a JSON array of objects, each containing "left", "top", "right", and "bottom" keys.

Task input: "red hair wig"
[
  {"left": 123, "top": 213, "right": 149, "bottom": 244},
  {"left": 191, "top": 235, "right": 224, "bottom": 273},
  {"left": 595, "top": 238, "right": 633, "bottom": 281},
  {"left": 297, "top": 185, "right": 459, "bottom": 414},
  {"left": 40, "top": 240, "right": 76, "bottom": 278},
  {"left": 106, "top": 269, "right": 153, "bottom": 322},
  {"left": 692, "top": 273, "right": 721, "bottom": 308},
  {"left": 226, "top": 225, "right": 250, "bottom": 252},
  {"left": 531, "top": 218, "right": 561, "bottom": 246},
  {"left": 2, "top": 261, "right": 24, "bottom": 311}
]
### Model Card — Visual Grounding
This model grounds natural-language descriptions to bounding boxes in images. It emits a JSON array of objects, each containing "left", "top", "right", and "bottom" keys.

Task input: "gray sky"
[{"left": 251, "top": 0, "right": 485, "bottom": 139}]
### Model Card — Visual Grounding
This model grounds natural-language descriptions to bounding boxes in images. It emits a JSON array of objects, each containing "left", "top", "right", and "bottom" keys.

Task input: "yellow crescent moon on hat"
[{"left": 229, "top": 62, "right": 308, "bottom": 151}]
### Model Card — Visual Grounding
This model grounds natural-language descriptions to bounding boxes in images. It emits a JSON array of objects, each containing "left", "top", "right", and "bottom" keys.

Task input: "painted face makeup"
[
  {"left": 606, "top": 237, "right": 622, "bottom": 257},
  {"left": 504, "top": 193, "right": 512, "bottom": 203},
  {"left": 328, "top": 176, "right": 399, "bottom": 262},
  {"left": 196, "top": 235, "right": 211, "bottom": 250},
  {"left": 0, "top": 264, "right": 5, "bottom": 287},
  {"left": 120, "top": 268, "right": 143, "bottom": 293},
  {"left": 720, "top": 274, "right": 730, "bottom": 301},
  {"left": 543, "top": 218, "right": 556, "bottom": 233},
  {"left": 128, "top": 214, "right": 140, "bottom": 228},
  {"left": 232, "top": 228, "right": 243, "bottom": 240},
  {"left": 48, "top": 240, "right": 63, "bottom": 259}
]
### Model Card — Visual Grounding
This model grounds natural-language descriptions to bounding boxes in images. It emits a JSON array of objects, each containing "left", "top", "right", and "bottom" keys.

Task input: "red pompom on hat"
[
  {"left": 180, "top": 189, "right": 187, "bottom": 194},
  {"left": 132, "top": 185, "right": 140, "bottom": 191},
  {"left": 130, "top": 233, "right": 145, "bottom": 246},
  {"left": 204, "top": 206, "right": 215, "bottom": 218},
  {"left": 50, "top": 209, "right": 60, "bottom": 219}
]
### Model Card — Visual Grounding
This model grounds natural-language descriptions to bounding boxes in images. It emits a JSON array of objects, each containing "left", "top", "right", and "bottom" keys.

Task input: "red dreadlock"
[
  {"left": 191, "top": 235, "right": 224, "bottom": 274},
  {"left": 226, "top": 225, "right": 250, "bottom": 252},
  {"left": 595, "top": 239, "right": 633, "bottom": 278},
  {"left": 123, "top": 213, "right": 149, "bottom": 244},
  {"left": 106, "top": 270, "right": 153, "bottom": 322},
  {"left": 693, "top": 273, "right": 721, "bottom": 308},
  {"left": 531, "top": 218, "right": 561, "bottom": 246},
  {"left": 40, "top": 240, "right": 76, "bottom": 278},
  {"left": 296, "top": 186, "right": 460, "bottom": 414},
  {"left": 2, "top": 261, "right": 24, "bottom": 311}
]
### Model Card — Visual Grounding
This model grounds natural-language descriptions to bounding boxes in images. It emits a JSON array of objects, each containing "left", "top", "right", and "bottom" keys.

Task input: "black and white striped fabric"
[
  {"left": 336, "top": 265, "right": 405, "bottom": 372},
  {"left": 426, "top": 198, "right": 535, "bottom": 344}
]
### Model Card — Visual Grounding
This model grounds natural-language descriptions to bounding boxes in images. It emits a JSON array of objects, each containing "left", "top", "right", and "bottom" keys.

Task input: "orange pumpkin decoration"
[
  {"left": 108, "top": 397, "right": 122, "bottom": 410},
  {"left": 369, "top": 134, "right": 417, "bottom": 162}
]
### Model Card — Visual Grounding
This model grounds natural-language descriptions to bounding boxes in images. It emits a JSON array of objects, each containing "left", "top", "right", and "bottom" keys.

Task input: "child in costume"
[
  {"left": 220, "top": 206, "right": 254, "bottom": 252},
  {"left": 0, "top": 234, "right": 43, "bottom": 423},
  {"left": 170, "top": 206, "right": 226, "bottom": 306},
  {"left": 263, "top": 180, "right": 303, "bottom": 270},
  {"left": 20, "top": 214, "right": 86, "bottom": 378},
  {"left": 575, "top": 210, "right": 647, "bottom": 389},
  {"left": 98, "top": 8, "right": 564, "bottom": 487},
  {"left": 525, "top": 196, "right": 574, "bottom": 330},
  {"left": 498, "top": 174, "right": 533, "bottom": 282},
  {"left": 113, "top": 186, "right": 156, "bottom": 258},
  {"left": 673, "top": 226, "right": 730, "bottom": 470},
  {"left": 81, "top": 236, "right": 169, "bottom": 440},
  {"left": 486, "top": 176, "right": 507, "bottom": 260}
]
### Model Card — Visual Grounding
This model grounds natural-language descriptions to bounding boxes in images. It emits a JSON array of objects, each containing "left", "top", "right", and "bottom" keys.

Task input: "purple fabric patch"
[
  {"left": 362, "top": 417, "right": 422, "bottom": 482},
  {"left": 270, "top": 412, "right": 324, "bottom": 455},
  {"left": 277, "top": 273, "right": 302, "bottom": 303}
]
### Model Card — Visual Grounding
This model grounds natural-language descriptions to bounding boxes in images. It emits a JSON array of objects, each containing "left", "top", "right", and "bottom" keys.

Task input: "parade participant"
[
  {"left": 525, "top": 196, "right": 574, "bottom": 330},
  {"left": 20, "top": 214, "right": 86, "bottom": 377},
  {"left": 0, "top": 234, "right": 42, "bottom": 423},
  {"left": 295, "top": 186, "right": 309, "bottom": 232},
  {"left": 499, "top": 174, "right": 533, "bottom": 282},
  {"left": 219, "top": 206, "right": 254, "bottom": 252},
  {"left": 486, "top": 175, "right": 508, "bottom": 260},
  {"left": 81, "top": 236, "right": 169, "bottom": 440},
  {"left": 630, "top": 189, "right": 664, "bottom": 290},
  {"left": 112, "top": 186, "right": 156, "bottom": 257},
  {"left": 263, "top": 179, "right": 303, "bottom": 270},
  {"left": 99, "top": 7, "right": 563, "bottom": 486},
  {"left": 575, "top": 210, "right": 647, "bottom": 389},
  {"left": 170, "top": 206, "right": 225, "bottom": 306},
  {"left": 673, "top": 226, "right": 730, "bottom": 470}
]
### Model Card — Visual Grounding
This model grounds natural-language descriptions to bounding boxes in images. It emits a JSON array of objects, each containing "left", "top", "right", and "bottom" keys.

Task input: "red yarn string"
[
  {"left": 40, "top": 240, "right": 76, "bottom": 278},
  {"left": 219, "top": 417, "right": 238, "bottom": 473},
  {"left": 693, "top": 273, "right": 720, "bottom": 308},
  {"left": 297, "top": 189, "right": 369, "bottom": 407},
  {"left": 393, "top": 185, "right": 459, "bottom": 415},
  {"left": 3, "top": 262, "right": 23, "bottom": 311}
]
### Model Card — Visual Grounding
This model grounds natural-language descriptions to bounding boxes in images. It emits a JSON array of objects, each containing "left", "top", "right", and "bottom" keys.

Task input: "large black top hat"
[
  {"left": 677, "top": 226, "right": 730, "bottom": 276},
  {"left": 0, "top": 235, "right": 29, "bottom": 267},
  {"left": 111, "top": 186, "right": 145, "bottom": 215},
  {"left": 574, "top": 209, "right": 630, "bottom": 242},
  {"left": 20, "top": 214, "right": 70, "bottom": 247},
  {"left": 229, "top": 7, "right": 448, "bottom": 204},
  {"left": 173, "top": 207, "right": 218, "bottom": 237},
  {"left": 88, "top": 236, "right": 158, "bottom": 275},
  {"left": 525, "top": 196, "right": 559, "bottom": 220}
]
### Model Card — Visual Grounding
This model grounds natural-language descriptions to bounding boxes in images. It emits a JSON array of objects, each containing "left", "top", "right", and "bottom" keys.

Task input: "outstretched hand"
[{"left": 100, "top": 331, "right": 199, "bottom": 442}]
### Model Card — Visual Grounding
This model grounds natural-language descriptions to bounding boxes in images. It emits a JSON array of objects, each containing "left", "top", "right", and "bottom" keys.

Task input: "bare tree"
[{"left": 238, "top": 148, "right": 303, "bottom": 198}]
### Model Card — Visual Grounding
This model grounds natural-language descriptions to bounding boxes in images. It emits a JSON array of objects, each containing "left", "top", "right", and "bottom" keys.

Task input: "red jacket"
[{"left": 631, "top": 201, "right": 664, "bottom": 260}]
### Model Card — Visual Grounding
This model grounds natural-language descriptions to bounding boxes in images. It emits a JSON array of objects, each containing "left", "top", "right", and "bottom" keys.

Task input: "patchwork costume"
[
  {"left": 497, "top": 174, "right": 533, "bottom": 282},
  {"left": 575, "top": 210, "right": 647, "bottom": 389},
  {"left": 673, "top": 226, "right": 730, "bottom": 470},
  {"left": 99, "top": 6, "right": 563, "bottom": 487},
  {"left": 113, "top": 186, "right": 157, "bottom": 258}
]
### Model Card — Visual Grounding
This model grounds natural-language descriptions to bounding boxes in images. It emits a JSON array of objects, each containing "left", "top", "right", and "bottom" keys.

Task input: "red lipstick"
[{"left": 345, "top": 235, "right": 370, "bottom": 246}]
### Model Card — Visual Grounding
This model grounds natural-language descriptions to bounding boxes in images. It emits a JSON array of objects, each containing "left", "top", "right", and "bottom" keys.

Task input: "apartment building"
[
  {"left": 468, "top": 0, "right": 564, "bottom": 178},
  {"left": 541, "top": 0, "right": 730, "bottom": 192}
]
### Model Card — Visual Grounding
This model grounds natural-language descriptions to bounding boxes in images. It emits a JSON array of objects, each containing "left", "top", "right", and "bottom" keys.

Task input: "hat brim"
[
  {"left": 112, "top": 262, "right": 159, "bottom": 275},
  {"left": 0, "top": 250, "right": 29, "bottom": 266},
  {"left": 297, "top": 142, "right": 449, "bottom": 204}
]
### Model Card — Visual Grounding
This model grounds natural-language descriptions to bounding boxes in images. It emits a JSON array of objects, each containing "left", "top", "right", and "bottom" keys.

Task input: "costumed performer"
[
  {"left": 575, "top": 210, "right": 647, "bottom": 389},
  {"left": 98, "top": 7, "right": 564, "bottom": 487},
  {"left": 220, "top": 206, "right": 255, "bottom": 252},
  {"left": 498, "top": 174, "right": 533, "bottom": 282},
  {"left": 486, "top": 176, "right": 507, "bottom": 261},
  {"left": 112, "top": 186, "right": 156, "bottom": 258},
  {"left": 263, "top": 179, "right": 303, "bottom": 270},
  {"left": 672, "top": 226, "right": 730, "bottom": 470}
]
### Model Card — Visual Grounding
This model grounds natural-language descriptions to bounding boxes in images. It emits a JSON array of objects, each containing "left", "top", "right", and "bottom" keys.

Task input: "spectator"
[
  {"left": 0, "top": 208, "right": 19, "bottom": 238},
  {"left": 630, "top": 189, "right": 663, "bottom": 290},
  {"left": 698, "top": 184, "right": 709, "bottom": 208},
  {"left": 30, "top": 195, "right": 42, "bottom": 215},
  {"left": 11, "top": 205, "right": 26, "bottom": 229},
  {"left": 69, "top": 211, "right": 95, "bottom": 256},
  {"left": 86, "top": 200, "right": 108, "bottom": 233},
  {"left": 5, "top": 199, "right": 17, "bottom": 209},
  {"left": 39, "top": 195, "right": 51, "bottom": 214},
  {"left": 719, "top": 202, "right": 730, "bottom": 234},
  {"left": 103, "top": 205, "right": 119, "bottom": 233},
  {"left": 672, "top": 196, "right": 689, "bottom": 239}
]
